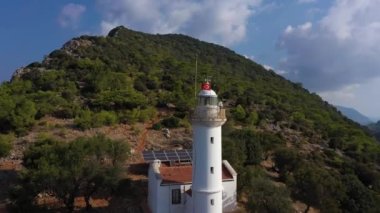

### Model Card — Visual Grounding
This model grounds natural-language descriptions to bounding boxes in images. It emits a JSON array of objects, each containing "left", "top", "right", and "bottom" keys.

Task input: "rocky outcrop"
[
  {"left": 62, "top": 38, "right": 93, "bottom": 56},
  {"left": 11, "top": 66, "right": 47, "bottom": 81},
  {"left": 11, "top": 37, "right": 93, "bottom": 80},
  {"left": 11, "top": 67, "right": 31, "bottom": 80}
]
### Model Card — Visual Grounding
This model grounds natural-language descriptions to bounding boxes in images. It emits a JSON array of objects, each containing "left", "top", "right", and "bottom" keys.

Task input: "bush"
[
  {"left": 93, "top": 111, "right": 118, "bottom": 127},
  {"left": 247, "top": 177, "right": 293, "bottom": 213},
  {"left": 232, "top": 104, "right": 246, "bottom": 121},
  {"left": 90, "top": 89, "right": 148, "bottom": 110},
  {"left": 0, "top": 93, "right": 37, "bottom": 135},
  {"left": 118, "top": 107, "right": 157, "bottom": 124},
  {"left": 52, "top": 104, "right": 81, "bottom": 119},
  {"left": 134, "top": 78, "right": 147, "bottom": 92},
  {"left": 341, "top": 174, "right": 380, "bottom": 212},
  {"left": 274, "top": 147, "right": 303, "bottom": 178},
  {"left": 246, "top": 111, "right": 259, "bottom": 126},
  {"left": 139, "top": 107, "right": 157, "bottom": 122},
  {"left": 74, "top": 110, "right": 117, "bottom": 130},
  {"left": 74, "top": 110, "right": 93, "bottom": 130},
  {"left": 0, "top": 134, "right": 13, "bottom": 158},
  {"left": 11, "top": 99, "right": 37, "bottom": 135},
  {"left": 152, "top": 123, "right": 162, "bottom": 130},
  {"left": 161, "top": 116, "right": 181, "bottom": 128}
]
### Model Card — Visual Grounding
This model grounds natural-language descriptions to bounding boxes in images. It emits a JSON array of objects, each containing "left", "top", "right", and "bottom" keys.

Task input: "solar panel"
[{"left": 142, "top": 149, "right": 193, "bottom": 163}]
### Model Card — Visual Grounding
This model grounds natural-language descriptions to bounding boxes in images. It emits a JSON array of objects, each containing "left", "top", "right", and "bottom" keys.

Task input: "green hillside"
[
  {"left": 1, "top": 26, "right": 380, "bottom": 212},
  {"left": 368, "top": 121, "right": 380, "bottom": 141}
]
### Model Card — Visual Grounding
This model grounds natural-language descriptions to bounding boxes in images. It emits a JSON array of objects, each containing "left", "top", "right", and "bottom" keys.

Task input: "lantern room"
[{"left": 198, "top": 82, "right": 218, "bottom": 107}]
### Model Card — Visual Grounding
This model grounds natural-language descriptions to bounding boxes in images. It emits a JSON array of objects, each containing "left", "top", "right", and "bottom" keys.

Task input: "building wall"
[
  {"left": 222, "top": 160, "right": 238, "bottom": 212},
  {"left": 222, "top": 180, "right": 237, "bottom": 212},
  {"left": 148, "top": 164, "right": 159, "bottom": 212},
  {"left": 150, "top": 181, "right": 236, "bottom": 213},
  {"left": 148, "top": 164, "right": 193, "bottom": 213},
  {"left": 161, "top": 184, "right": 192, "bottom": 213},
  {"left": 148, "top": 161, "right": 237, "bottom": 213}
]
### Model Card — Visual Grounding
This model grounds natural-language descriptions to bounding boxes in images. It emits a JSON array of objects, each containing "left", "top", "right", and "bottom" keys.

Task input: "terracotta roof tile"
[{"left": 159, "top": 163, "right": 234, "bottom": 185}]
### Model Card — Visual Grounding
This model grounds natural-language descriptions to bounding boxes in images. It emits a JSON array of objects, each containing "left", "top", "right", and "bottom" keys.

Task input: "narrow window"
[
  {"left": 210, "top": 137, "right": 214, "bottom": 144},
  {"left": 210, "top": 167, "right": 214, "bottom": 174},
  {"left": 211, "top": 199, "right": 214, "bottom": 205},
  {"left": 172, "top": 189, "right": 181, "bottom": 204}
]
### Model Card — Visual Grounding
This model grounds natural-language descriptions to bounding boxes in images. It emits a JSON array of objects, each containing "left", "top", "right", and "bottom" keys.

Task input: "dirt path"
[{"left": 134, "top": 116, "right": 161, "bottom": 163}]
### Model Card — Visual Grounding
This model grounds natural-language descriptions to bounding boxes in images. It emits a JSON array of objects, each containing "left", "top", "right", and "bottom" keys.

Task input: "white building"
[{"left": 146, "top": 82, "right": 237, "bottom": 213}]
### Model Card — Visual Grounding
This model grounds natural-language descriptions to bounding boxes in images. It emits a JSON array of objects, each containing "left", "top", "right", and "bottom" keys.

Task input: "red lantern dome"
[{"left": 201, "top": 82, "right": 211, "bottom": 90}]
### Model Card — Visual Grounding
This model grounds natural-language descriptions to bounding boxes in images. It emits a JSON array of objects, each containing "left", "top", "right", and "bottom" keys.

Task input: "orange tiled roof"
[{"left": 159, "top": 163, "right": 234, "bottom": 185}]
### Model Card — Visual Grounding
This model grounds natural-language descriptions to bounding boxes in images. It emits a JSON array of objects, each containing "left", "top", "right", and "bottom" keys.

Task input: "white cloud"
[
  {"left": 263, "top": 64, "right": 273, "bottom": 70},
  {"left": 59, "top": 3, "right": 86, "bottom": 29},
  {"left": 243, "top": 55, "right": 255, "bottom": 60},
  {"left": 263, "top": 64, "right": 287, "bottom": 75},
  {"left": 319, "top": 84, "right": 360, "bottom": 104},
  {"left": 319, "top": 77, "right": 380, "bottom": 119},
  {"left": 96, "top": 0, "right": 261, "bottom": 45},
  {"left": 279, "top": 0, "right": 380, "bottom": 92}
]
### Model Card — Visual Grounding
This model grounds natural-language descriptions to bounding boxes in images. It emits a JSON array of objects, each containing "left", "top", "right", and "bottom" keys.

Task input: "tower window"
[
  {"left": 210, "top": 167, "right": 214, "bottom": 174},
  {"left": 210, "top": 137, "right": 214, "bottom": 144},
  {"left": 172, "top": 189, "right": 181, "bottom": 204},
  {"left": 204, "top": 97, "right": 209, "bottom": 105},
  {"left": 211, "top": 199, "right": 214, "bottom": 205}
]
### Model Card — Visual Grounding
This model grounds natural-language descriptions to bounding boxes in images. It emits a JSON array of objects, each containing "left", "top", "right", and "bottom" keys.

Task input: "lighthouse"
[
  {"left": 146, "top": 81, "right": 236, "bottom": 213},
  {"left": 191, "top": 81, "right": 227, "bottom": 213}
]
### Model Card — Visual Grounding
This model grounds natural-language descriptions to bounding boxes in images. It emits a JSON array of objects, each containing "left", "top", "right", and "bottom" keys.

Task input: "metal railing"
[{"left": 192, "top": 108, "right": 226, "bottom": 121}]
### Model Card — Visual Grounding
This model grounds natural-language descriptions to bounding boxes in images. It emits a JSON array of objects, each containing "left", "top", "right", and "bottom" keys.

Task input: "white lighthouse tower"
[
  {"left": 191, "top": 81, "right": 227, "bottom": 213},
  {"left": 146, "top": 80, "right": 236, "bottom": 213}
]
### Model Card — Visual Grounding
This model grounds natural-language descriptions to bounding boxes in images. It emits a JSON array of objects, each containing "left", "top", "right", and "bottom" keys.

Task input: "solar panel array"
[{"left": 142, "top": 149, "right": 193, "bottom": 162}]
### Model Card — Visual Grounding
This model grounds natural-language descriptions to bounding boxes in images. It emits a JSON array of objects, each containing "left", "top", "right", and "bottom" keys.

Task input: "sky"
[{"left": 1, "top": 0, "right": 380, "bottom": 120}]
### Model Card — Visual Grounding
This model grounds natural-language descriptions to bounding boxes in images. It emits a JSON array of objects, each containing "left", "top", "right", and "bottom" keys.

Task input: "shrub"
[
  {"left": 152, "top": 123, "right": 162, "bottom": 130},
  {"left": 74, "top": 110, "right": 117, "bottom": 130},
  {"left": 0, "top": 134, "right": 14, "bottom": 158},
  {"left": 274, "top": 147, "right": 303, "bottom": 178},
  {"left": 246, "top": 111, "right": 259, "bottom": 126},
  {"left": 161, "top": 116, "right": 181, "bottom": 128},
  {"left": 52, "top": 104, "right": 81, "bottom": 119},
  {"left": 93, "top": 111, "right": 118, "bottom": 127},
  {"left": 119, "top": 107, "right": 157, "bottom": 124},
  {"left": 134, "top": 78, "right": 147, "bottom": 92},
  {"left": 74, "top": 109, "right": 93, "bottom": 130},
  {"left": 90, "top": 89, "right": 148, "bottom": 110},
  {"left": 232, "top": 104, "right": 246, "bottom": 121}
]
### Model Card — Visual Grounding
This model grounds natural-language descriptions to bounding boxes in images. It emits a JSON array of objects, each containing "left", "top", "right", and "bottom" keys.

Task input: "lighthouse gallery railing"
[{"left": 192, "top": 108, "right": 226, "bottom": 121}]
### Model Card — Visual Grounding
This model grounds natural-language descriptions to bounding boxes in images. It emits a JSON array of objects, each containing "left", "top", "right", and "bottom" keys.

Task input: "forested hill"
[
  {"left": 368, "top": 121, "right": 380, "bottom": 141},
  {"left": 2, "top": 26, "right": 380, "bottom": 212}
]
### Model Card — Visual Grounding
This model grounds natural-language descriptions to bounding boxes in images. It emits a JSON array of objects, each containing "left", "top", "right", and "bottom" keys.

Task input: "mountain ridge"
[
  {"left": 1, "top": 26, "right": 380, "bottom": 212},
  {"left": 336, "top": 105, "right": 373, "bottom": 125}
]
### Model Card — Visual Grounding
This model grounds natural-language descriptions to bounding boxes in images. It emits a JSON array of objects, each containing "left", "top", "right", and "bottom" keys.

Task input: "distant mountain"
[
  {"left": 368, "top": 121, "right": 380, "bottom": 141},
  {"left": 336, "top": 105, "right": 373, "bottom": 125}
]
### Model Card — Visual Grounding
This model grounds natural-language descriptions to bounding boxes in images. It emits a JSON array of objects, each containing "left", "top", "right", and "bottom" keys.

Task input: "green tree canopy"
[
  {"left": 247, "top": 178, "right": 293, "bottom": 213},
  {"left": 11, "top": 135, "right": 130, "bottom": 212}
]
